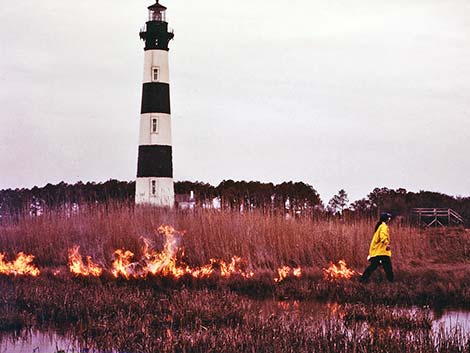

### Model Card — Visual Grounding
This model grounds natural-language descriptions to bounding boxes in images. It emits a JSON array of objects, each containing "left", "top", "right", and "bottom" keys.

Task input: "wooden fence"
[{"left": 411, "top": 208, "right": 464, "bottom": 227}]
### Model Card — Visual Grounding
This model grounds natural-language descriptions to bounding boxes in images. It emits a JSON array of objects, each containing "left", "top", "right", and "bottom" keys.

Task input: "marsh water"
[{"left": 1, "top": 302, "right": 469, "bottom": 353}]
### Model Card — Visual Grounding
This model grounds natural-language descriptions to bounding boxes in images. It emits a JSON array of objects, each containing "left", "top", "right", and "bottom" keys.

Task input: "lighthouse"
[{"left": 135, "top": 1, "right": 175, "bottom": 206}]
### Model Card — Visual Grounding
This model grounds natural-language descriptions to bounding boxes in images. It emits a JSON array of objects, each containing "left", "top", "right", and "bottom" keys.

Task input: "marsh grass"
[
  {"left": 1, "top": 204, "right": 470, "bottom": 308},
  {"left": 2, "top": 203, "right": 470, "bottom": 352},
  {"left": 1, "top": 276, "right": 469, "bottom": 353},
  {"left": 1, "top": 203, "right": 469, "bottom": 270}
]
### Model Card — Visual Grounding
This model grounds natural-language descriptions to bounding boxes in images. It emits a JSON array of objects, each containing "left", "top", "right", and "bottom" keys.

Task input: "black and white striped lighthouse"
[{"left": 135, "top": 1, "right": 175, "bottom": 206}]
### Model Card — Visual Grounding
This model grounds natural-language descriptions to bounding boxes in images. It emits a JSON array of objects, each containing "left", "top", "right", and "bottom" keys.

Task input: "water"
[
  {"left": 257, "top": 300, "right": 470, "bottom": 334},
  {"left": 434, "top": 309, "right": 470, "bottom": 334},
  {"left": 0, "top": 330, "right": 76, "bottom": 353},
  {"left": 1, "top": 305, "right": 469, "bottom": 353},
  {"left": 0, "top": 330, "right": 119, "bottom": 353}
]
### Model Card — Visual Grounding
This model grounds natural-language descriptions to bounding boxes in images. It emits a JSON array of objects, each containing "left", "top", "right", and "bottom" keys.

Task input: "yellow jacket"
[{"left": 368, "top": 222, "right": 391, "bottom": 258}]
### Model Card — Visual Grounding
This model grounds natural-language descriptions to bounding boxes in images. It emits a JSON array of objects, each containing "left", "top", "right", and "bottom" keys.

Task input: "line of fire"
[{"left": 0, "top": 224, "right": 357, "bottom": 282}]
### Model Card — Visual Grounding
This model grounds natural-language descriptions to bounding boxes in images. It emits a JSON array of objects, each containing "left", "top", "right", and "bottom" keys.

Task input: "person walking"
[{"left": 360, "top": 212, "right": 394, "bottom": 282}]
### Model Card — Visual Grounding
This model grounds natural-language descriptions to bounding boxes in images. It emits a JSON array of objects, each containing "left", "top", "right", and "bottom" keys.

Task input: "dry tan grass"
[{"left": 1, "top": 202, "right": 468, "bottom": 272}]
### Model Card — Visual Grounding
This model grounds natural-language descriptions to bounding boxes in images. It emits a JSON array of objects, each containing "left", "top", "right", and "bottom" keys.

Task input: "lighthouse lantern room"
[{"left": 135, "top": 1, "right": 175, "bottom": 207}]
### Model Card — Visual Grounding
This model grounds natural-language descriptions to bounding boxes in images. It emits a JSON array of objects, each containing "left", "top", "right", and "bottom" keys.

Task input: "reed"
[
  {"left": 1, "top": 203, "right": 470, "bottom": 317},
  {"left": 1, "top": 203, "right": 468, "bottom": 271}
]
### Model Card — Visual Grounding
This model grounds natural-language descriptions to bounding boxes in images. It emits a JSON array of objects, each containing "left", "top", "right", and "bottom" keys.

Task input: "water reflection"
[
  {"left": 1, "top": 302, "right": 469, "bottom": 353},
  {"left": 0, "top": 329, "right": 117, "bottom": 353},
  {"left": 258, "top": 299, "right": 470, "bottom": 334},
  {"left": 0, "top": 330, "right": 73, "bottom": 353},
  {"left": 433, "top": 310, "right": 470, "bottom": 334}
]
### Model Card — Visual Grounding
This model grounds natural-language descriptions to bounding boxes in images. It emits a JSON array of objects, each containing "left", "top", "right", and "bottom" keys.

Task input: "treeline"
[
  {"left": 0, "top": 180, "right": 135, "bottom": 217},
  {"left": 0, "top": 180, "right": 469, "bottom": 226},
  {"left": 175, "top": 180, "right": 322, "bottom": 214},
  {"left": 0, "top": 180, "right": 322, "bottom": 218}
]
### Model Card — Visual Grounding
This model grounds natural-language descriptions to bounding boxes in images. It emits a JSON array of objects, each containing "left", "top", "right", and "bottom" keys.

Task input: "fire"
[
  {"left": 111, "top": 249, "right": 136, "bottom": 279},
  {"left": 323, "top": 259, "right": 357, "bottom": 281},
  {"left": 110, "top": 225, "right": 188, "bottom": 279},
  {"left": 68, "top": 246, "right": 103, "bottom": 277},
  {"left": 217, "top": 256, "right": 254, "bottom": 279},
  {"left": 1, "top": 225, "right": 311, "bottom": 283},
  {"left": 142, "top": 225, "right": 188, "bottom": 277},
  {"left": 274, "top": 265, "right": 302, "bottom": 283},
  {"left": 188, "top": 262, "right": 214, "bottom": 278},
  {"left": 0, "top": 252, "right": 40, "bottom": 276},
  {"left": 110, "top": 225, "right": 254, "bottom": 280},
  {"left": 293, "top": 267, "right": 302, "bottom": 277},
  {"left": 190, "top": 256, "right": 254, "bottom": 279}
]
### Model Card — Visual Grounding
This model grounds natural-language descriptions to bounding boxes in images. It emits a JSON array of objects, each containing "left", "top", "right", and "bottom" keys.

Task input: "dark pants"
[{"left": 361, "top": 256, "right": 394, "bottom": 282}]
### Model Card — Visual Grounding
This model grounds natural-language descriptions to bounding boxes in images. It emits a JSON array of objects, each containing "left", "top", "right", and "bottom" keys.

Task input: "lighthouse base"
[{"left": 135, "top": 177, "right": 174, "bottom": 207}]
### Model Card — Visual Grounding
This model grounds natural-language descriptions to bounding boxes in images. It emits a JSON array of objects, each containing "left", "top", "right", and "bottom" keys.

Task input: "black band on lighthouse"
[
  {"left": 140, "top": 21, "right": 174, "bottom": 51},
  {"left": 137, "top": 145, "right": 173, "bottom": 178},
  {"left": 141, "top": 82, "right": 171, "bottom": 114}
]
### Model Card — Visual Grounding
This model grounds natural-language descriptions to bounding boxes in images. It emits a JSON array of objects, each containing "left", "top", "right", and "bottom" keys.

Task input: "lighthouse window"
[
  {"left": 151, "top": 117, "right": 159, "bottom": 134},
  {"left": 152, "top": 67, "right": 160, "bottom": 82},
  {"left": 151, "top": 180, "right": 157, "bottom": 195}
]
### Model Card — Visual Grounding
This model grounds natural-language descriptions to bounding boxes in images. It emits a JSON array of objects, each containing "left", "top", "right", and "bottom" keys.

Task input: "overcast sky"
[{"left": 1, "top": 0, "right": 469, "bottom": 202}]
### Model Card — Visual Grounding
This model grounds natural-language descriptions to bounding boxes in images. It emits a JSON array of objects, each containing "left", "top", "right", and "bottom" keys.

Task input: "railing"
[
  {"left": 139, "top": 24, "right": 174, "bottom": 38},
  {"left": 411, "top": 208, "right": 464, "bottom": 227}
]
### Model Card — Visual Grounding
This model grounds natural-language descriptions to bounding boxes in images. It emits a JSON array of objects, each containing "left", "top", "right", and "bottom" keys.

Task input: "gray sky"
[{"left": 1, "top": 0, "right": 469, "bottom": 202}]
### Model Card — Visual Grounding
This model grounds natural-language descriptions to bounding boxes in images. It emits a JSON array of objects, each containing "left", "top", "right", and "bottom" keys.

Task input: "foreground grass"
[{"left": 1, "top": 276, "right": 470, "bottom": 353}]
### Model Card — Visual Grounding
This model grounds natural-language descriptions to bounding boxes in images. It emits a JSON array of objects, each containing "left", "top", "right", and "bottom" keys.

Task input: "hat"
[{"left": 380, "top": 212, "right": 392, "bottom": 222}]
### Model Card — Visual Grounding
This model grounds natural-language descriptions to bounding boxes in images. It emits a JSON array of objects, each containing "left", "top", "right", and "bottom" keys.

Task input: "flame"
[
  {"left": 188, "top": 262, "right": 214, "bottom": 278},
  {"left": 211, "top": 256, "right": 254, "bottom": 279},
  {"left": 183, "top": 257, "right": 254, "bottom": 279},
  {"left": 68, "top": 246, "right": 103, "bottom": 277},
  {"left": 142, "top": 225, "right": 188, "bottom": 277},
  {"left": 2, "top": 225, "right": 311, "bottom": 283},
  {"left": 274, "top": 265, "right": 290, "bottom": 283},
  {"left": 274, "top": 265, "right": 302, "bottom": 282},
  {"left": 0, "top": 252, "right": 40, "bottom": 276},
  {"left": 323, "top": 259, "right": 357, "bottom": 280},
  {"left": 110, "top": 225, "right": 254, "bottom": 280},
  {"left": 293, "top": 267, "right": 302, "bottom": 277},
  {"left": 111, "top": 249, "right": 136, "bottom": 279}
]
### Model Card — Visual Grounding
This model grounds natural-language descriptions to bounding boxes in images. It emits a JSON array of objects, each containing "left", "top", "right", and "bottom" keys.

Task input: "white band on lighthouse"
[
  {"left": 135, "top": 1, "right": 174, "bottom": 207},
  {"left": 143, "top": 51, "right": 170, "bottom": 84},
  {"left": 139, "top": 113, "right": 171, "bottom": 146}
]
